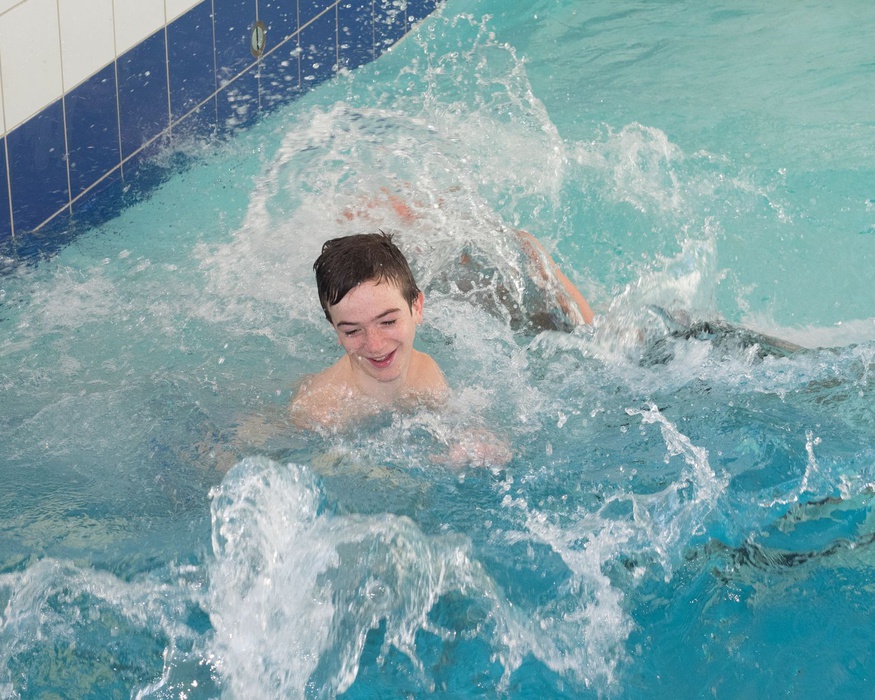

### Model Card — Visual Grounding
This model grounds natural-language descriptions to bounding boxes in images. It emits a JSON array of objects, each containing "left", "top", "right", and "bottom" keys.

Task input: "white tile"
[
  {"left": 165, "top": 0, "right": 203, "bottom": 24},
  {"left": 0, "top": 0, "right": 23, "bottom": 15},
  {"left": 0, "top": 0, "right": 63, "bottom": 130},
  {"left": 59, "top": 0, "right": 115, "bottom": 90},
  {"left": 113, "top": 0, "right": 164, "bottom": 56},
  {"left": 0, "top": 68, "right": 5, "bottom": 135}
]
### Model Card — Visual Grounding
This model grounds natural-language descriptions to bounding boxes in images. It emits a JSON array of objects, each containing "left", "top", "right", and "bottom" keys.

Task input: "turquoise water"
[{"left": 2, "top": 1, "right": 875, "bottom": 697}]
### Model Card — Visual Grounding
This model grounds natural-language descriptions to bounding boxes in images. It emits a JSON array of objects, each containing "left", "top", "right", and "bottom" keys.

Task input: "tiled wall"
[{"left": 0, "top": 0, "right": 439, "bottom": 248}]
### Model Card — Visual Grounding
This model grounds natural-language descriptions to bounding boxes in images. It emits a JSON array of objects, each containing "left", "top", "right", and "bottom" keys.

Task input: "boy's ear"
[{"left": 412, "top": 291, "right": 424, "bottom": 324}]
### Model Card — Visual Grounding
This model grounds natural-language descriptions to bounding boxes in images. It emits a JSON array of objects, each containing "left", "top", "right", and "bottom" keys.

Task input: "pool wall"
[{"left": 0, "top": 0, "right": 439, "bottom": 248}]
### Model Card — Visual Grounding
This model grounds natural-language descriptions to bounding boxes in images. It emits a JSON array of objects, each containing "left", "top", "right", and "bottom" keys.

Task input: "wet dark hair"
[{"left": 314, "top": 232, "right": 421, "bottom": 322}]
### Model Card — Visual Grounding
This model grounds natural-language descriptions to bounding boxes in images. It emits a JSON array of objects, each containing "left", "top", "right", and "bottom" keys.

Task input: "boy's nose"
[{"left": 362, "top": 328, "right": 386, "bottom": 354}]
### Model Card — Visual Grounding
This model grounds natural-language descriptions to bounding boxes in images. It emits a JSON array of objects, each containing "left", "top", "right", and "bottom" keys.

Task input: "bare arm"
[
  {"left": 516, "top": 230, "right": 594, "bottom": 325},
  {"left": 552, "top": 266, "right": 594, "bottom": 325}
]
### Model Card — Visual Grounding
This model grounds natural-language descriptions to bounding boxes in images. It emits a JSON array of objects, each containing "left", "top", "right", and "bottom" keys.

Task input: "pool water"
[{"left": 2, "top": 0, "right": 875, "bottom": 697}]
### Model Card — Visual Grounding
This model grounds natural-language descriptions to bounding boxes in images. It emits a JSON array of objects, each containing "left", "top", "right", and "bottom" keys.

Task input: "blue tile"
[
  {"left": 374, "top": 0, "right": 405, "bottom": 56},
  {"left": 70, "top": 169, "right": 124, "bottom": 228},
  {"left": 117, "top": 30, "right": 171, "bottom": 159},
  {"left": 407, "top": 0, "right": 439, "bottom": 25},
  {"left": 65, "top": 63, "right": 121, "bottom": 199},
  {"left": 6, "top": 101, "right": 70, "bottom": 234},
  {"left": 214, "top": 0, "right": 258, "bottom": 85},
  {"left": 300, "top": 0, "right": 336, "bottom": 27},
  {"left": 120, "top": 134, "right": 180, "bottom": 204},
  {"left": 173, "top": 94, "right": 219, "bottom": 142},
  {"left": 338, "top": 0, "right": 374, "bottom": 71},
  {"left": 259, "top": 0, "right": 298, "bottom": 44},
  {"left": 260, "top": 35, "right": 301, "bottom": 110},
  {"left": 7, "top": 208, "right": 73, "bottom": 261},
  {"left": 168, "top": 1, "right": 216, "bottom": 122},
  {"left": 0, "top": 138, "right": 10, "bottom": 242},
  {"left": 300, "top": 8, "right": 337, "bottom": 87},
  {"left": 217, "top": 65, "right": 260, "bottom": 134}
]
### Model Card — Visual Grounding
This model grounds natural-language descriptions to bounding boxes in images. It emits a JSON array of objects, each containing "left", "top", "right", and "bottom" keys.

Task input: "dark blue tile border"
[
  {"left": 120, "top": 133, "right": 195, "bottom": 207},
  {"left": 6, "top": 100, "right": 69, "bottom": 234},
  {"left": 173, "top": 94, "right": 219, "bottom": 142},
  {"left": 408, "top": 0, "right": 439, "bottom": 25},
  {"left": 2, "top": 0, "right": 442, "bottom": 254},
  {"left": 260, "top": 38, "right": 302, "bottom": 111},
  {"left": 214, "top": 0, "right": 258, "bottom": 87},
  {"left": 217, "top": 64, "right": 261, "bottom": 134},
  {"left": 260, "top": 0, "right": 298, "bottom": 45},
  {"left": 66, "top": 63, "right": 121, "bottom": 199},
  {"left": 339, "top": 1, "right": 375, "bottom": 71},
  {"left": 374, "top": 0, "right": 406, "bottom": 56},
  {"left": 117, "top": 30, "right": 171, "bottom": 160},
  {"left": 168, "top": 1, "right": 217, "bottom": 122},
  {"left": 300, "top": 7, "right": 337, "bottom": 86},
  {"left": 71, "top": 169, "right": 125, "bottom": 225},
  {"left": 2, "top": 208, "right": 74, "bottom": 262},
  {"left": 301, "top": 0, "right": 337, "bottom": 27}
]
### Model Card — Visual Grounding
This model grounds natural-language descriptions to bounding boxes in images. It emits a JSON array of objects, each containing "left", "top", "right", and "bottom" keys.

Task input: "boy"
[
  {"left": 291, "top": 231, "right": 593, "bottom": 437},
  {"left": 291, "top": 232, "right": 448, "bottom": 431}
]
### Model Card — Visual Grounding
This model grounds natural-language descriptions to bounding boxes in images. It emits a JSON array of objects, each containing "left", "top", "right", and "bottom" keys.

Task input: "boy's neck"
[{"left": 345, "top": 353, "right": 413, "bottom": 404}]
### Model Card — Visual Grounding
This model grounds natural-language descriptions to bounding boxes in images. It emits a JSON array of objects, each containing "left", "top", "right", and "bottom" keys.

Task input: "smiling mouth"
[{"left": 365, "top": 349, "right": 396, "bottom": 369}]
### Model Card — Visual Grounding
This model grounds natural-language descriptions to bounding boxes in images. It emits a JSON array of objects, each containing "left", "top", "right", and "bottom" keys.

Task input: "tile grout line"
[
  {"left": 34, "top": 15, "right": 306, "bottom": 232},
  {"left": 296, "top": 0, "right": 301, "bottom": 90},
  {"left": 112, "top": 0, "right": 125, "bottom": 181},
  {"left": 0, "top": 0, "right": 29, "bottom": 21},
  {"left": 164, "top": 2, "right": 173, "bottom": 140},
  {"left": 210, "top": 0, "right": 218, "bottom": 133},
  {"left": 300, "top": 1, "right": 339, "bottom": 35},
  {"left": 2, "top": 0, "right": 338, "bottom": 139},
  {"left": 55, "top": 0, "right": 73, "bottom": 219},
  {"left": 0, "top": 42, "right": 14, "bottom": 238},
  {"left": 22, "top": 0, "right": 429, "bottom": 236},
  {"left": 255, "top": 0, "right": 261, "bottom": 113}
]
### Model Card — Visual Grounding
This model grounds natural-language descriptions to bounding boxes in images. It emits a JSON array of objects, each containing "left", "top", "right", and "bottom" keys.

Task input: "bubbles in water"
[
  {"left": 3, "top": 4, "right": 875, "bottom": 698},
  {"left": 0, "top": 559, "right": 204, "bottom": 698},
  {"left": 206, "top": 457, "right": 659, "bottom": 694}
]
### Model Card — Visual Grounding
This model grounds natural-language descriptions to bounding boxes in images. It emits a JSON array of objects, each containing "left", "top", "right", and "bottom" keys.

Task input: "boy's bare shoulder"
[
  {"left": 290, "top": 364, "right": 354, "bottom": 431},
  {"left": 409, "top": 350, "right": 449, "bottom": 403},
  {"left": 290, "top": 353, "right": 448, "bottom": 431}
]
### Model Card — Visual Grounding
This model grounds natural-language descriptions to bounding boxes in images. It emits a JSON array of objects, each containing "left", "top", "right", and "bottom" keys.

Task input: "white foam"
[
  {"left": 206, "top": 457, "right": 647, "bottom": 694},
  {"left": 0, "top": 558, "right": 202, "bottom": 697},
  {"left": 741, "top": 314, "right": 875, "bottom": 349}
]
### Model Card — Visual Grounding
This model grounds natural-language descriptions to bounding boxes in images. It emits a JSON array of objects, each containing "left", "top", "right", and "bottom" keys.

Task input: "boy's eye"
[
  {"left": 381, "top": 319, "right": 397, "bottom": 327},
  {"left": 343, "top": 329, "right": 361, "bottom": 337}
]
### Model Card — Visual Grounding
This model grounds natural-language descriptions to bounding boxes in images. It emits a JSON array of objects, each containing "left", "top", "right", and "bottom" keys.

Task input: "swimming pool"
[{"left": 2, "top": 0, "right": 875, "bottom": 697}]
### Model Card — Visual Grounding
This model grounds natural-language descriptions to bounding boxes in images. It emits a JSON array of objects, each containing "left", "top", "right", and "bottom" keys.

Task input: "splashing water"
[{"left": 2, "top": 1, "right": 875, "bottom": 697}]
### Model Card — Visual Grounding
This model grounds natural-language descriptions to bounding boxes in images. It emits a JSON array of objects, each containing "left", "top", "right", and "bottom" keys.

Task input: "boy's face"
[{"left": 328, "top": 279, "right": 423, "bottom": 390}]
